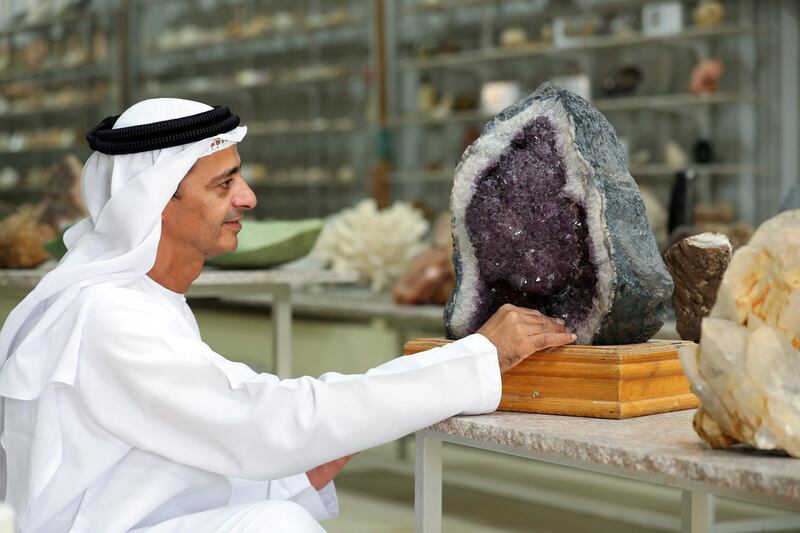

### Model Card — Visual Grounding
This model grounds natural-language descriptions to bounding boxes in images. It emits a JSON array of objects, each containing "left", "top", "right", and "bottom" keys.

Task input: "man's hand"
[
  {"left": 306, "top": 454, "right": 356, "bottom": 491},
  {"left": 477, "top": 303, "right": 576, "bottom": 373}
]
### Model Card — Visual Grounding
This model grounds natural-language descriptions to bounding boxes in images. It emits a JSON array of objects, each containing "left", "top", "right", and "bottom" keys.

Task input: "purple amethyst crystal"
[{"left": 445, "top": 82, "right": 673, "bottom": 344}]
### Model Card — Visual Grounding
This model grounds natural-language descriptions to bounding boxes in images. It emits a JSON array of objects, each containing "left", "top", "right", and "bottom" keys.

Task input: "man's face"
[{"left": 161, "top": 145, "right": 256, "bottom": 258}]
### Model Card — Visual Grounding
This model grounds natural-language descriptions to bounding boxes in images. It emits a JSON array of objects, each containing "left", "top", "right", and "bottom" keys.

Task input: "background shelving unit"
[
  {"left": 384, "top": 0, "right": 766, "bottom": 226},
  {"left": 0, "top": 0, "right": 122, "bottom": 212},
  {"left": 0, "top": 0, "right": 794, "bottom": 228},
  {"left": 129, "top": 0, "right": 377, "bottom": 220}
]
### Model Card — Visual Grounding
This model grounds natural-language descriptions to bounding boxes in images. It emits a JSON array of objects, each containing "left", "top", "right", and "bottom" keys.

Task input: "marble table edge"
[{"left": 424, "top": 411, "right": 800, "bottom": 504}]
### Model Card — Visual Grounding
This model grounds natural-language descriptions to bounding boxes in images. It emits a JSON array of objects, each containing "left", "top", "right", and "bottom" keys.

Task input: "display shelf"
[
  {"left": 398, "top": 26, "right": 761, "bottom": 71},
  {"left": 594, "top": 92, "right": 758, "bottom": 112},
  {"left": 251, "top": 180, "right": 355, "bottom": 189},
  {"left": 248, "top": 119, "right": 355, "bottom": 137},
  {"left": 401, "top": 0, "right": 655, "bottom": 16},
  {"left": 0, "top": 8, "right": 111, "bottom": 37},
  {"left": 386, "top": 93, "right": 757, "bottom": 127},
  {"left": 0, "top": 187, "right": 47, "bottom": 196},
  {"left": 0, "top": 102, "right": 104, "bottom": 121},
  {"left": 0, "top": 65, "right": 110, "bottom": 85},
  {"left": 629, "top": 163, "right": 764, "bottom": 177},
  {"left": 0, "top": 3, "right": 121, "bottom": 198},
  {"left": 141, "top": 66, "right": 353, "bottom": 98},
  {"left": 144, "top": 18, "right": 365, "bottom": 60},
  {"left": 130, "top": 0, "right": 373, "bottom": 219},
  {"left": 0, "top": 145, "right": 83, "bottom": 157},
  {"left": 387, "top": 0, "right": 770, "bottom": 223}
]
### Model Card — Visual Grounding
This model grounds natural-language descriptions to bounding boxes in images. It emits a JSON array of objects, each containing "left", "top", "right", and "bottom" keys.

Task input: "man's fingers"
[{"left": 531, "top": 332, "right": 577, "bottom": 351}]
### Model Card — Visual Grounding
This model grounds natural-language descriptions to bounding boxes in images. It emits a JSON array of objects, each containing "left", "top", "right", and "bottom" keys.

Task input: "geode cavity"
[{"left": 445, "top": 82, "right": 673, "bottom": 344}]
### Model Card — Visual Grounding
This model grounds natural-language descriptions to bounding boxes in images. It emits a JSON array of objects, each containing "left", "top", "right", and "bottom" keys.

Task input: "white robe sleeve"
[{"left": 77, "top": 292, "right": 501, "bottom": 484}]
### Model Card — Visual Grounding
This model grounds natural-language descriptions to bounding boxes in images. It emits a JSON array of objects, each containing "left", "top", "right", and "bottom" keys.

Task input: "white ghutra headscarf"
[{"left": 0, "top": 98, "right": 247, "bottom": 503}]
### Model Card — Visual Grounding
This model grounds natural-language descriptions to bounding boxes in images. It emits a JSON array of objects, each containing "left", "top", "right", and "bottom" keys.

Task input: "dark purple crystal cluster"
[
  {"left": 446, "top": 82, "right": 672, "bottom": 345},
  {"left": 464, "top": 117, "right": 597, "bottom": 333}
]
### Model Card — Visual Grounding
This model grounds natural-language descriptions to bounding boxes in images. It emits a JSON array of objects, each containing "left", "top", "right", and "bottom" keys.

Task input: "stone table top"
[
  {"left": 428, "top": 410, "right": 800, "bottom": 508},
  {"left": 0, "top": 267, "right": 358, "bottom": 295}
]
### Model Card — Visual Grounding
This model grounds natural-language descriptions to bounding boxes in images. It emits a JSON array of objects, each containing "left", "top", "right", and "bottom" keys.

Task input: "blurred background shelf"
[
  {"left": 0, "top": 0, "right": 796, "bottom": 228},
  {"left": 386, "top": 92, "right": 758, "bottom": 126},
  {"left": 0, "top": 0, "right": 122, "bottom": 209},
  {"left": 383, "top": 0, "right": 783, "bottom": 226},
  {"left": 129, "top": 0, "right": 373, "bottom": 219},
  {"left": 398, "top": 26, "right": 760, "bottom": 71}
]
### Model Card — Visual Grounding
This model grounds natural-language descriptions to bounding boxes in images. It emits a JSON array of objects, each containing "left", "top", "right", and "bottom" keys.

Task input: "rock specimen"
[
  {"left": 679, "top": 210, "right": 800, "bottom": 457},
  {"left": 394, "top": 213, "right": 455, "bottom": 306},
  {"left": 445, "top": 82, "right": 673, "bottom": 344},
  {"left": 664, "top": 232, "right": 732, "bottom": 342},
  {"left": 0, "top": 155, "right": 86, "bottom": 268},
  {"left": 0, "top": 206, "right": 54, "bottom": 268},
  {"left": 393, "top": 247, "right": 454, "bottom": 306},
  {"left": 315, "top": 199, "right": 429, "bottom": 292}
]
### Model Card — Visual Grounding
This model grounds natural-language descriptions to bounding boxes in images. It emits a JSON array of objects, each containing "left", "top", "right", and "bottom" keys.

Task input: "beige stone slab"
[{"left": 428, "top": 410, "right": 800, "bottom": 507}]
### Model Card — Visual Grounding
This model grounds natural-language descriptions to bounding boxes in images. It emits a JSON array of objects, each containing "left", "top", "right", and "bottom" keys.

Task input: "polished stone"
[{"left": 427, "top": 410, "right": 800, "bottom": 504}]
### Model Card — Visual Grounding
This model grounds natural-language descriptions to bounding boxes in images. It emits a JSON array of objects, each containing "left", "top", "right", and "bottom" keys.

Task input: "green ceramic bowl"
[{"left": 206, "top": 218, "right": 323, "bottom": 269}]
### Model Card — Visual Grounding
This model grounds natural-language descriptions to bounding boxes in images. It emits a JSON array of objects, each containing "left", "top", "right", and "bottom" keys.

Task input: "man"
[{"left": 0, "top": 99, "right": 575, "bottom": 532}]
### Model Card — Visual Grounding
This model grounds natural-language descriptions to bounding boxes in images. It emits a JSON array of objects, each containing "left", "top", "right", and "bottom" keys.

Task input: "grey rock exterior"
[{"left": 445, "top": 82, "right": 673, "bottom": 344}]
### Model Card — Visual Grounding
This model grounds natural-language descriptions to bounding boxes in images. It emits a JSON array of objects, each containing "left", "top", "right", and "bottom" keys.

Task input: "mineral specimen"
[
  {"left": 0, "top": 155, "right": 86, "bottom": 268},
  {"left": 393, "top": 247, "right": 454, "bottom": 306},
  {"left": 679, "top": 210, "right": 800, "bottom": 457},
  {"left": 664, "top": 232, "right": 732, "bottom": 342},
  {"left": 445, "top": 82, "right": 673, "bottom": 344},
  {"left": 315, "top": 199, "right": 429, "bottom": 292},
  {"left": 0, "top": 206, "right": 54, "bottom": 268}
]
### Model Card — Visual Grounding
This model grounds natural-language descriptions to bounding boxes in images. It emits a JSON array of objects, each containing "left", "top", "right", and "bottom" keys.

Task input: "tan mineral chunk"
[{"left": 679, "top": 210, "right": 800, "bottom": 456}]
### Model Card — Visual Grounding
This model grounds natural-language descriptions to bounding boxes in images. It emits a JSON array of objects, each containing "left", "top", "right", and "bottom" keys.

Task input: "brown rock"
[
  {"left": 393, "top": 246, "right": 454, "bottom": 306},
  {"left": 664, "top": 232, "right": 732, "bottom": 342}
]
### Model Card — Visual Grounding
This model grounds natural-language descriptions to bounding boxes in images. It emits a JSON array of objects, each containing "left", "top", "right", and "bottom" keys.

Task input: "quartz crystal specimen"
[
  {"left": 679, "top": 210, "right": 800, "bottom": 457},
  {"left": 445, "top": 82, "right": 672, "bottom": 344},
  {"left": 664, "top": 232, "right": 732, "bottom": 342}
]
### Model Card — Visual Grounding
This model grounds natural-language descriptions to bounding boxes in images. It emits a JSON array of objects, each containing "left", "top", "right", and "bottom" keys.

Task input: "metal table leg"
[
  {"left": 415, "top": 430, "right": 443, "bottom": 533},
  {"left": 271, "top": 284, "right": 292, "bottom": 378},
  {"left": 682, "top": 490, "right": 715, "bottom": 533}
]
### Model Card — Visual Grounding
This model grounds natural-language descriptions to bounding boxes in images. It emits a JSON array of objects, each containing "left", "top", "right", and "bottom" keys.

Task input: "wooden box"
[{"left": 404, "top": 339, "right": 699, "bottom": 419}]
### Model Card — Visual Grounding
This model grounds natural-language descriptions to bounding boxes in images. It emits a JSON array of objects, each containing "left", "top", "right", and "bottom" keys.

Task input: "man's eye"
[{"left": 221, "top": 179, "right": 233, "bottom": 189}]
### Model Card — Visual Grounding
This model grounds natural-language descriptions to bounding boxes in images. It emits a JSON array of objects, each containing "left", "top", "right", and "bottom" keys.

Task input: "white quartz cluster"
[
  {"left": 314, "top": 199, "right": 429, "bottom": 291},
  {"left": 679, "top": 210, "right": 800, "bottom": 456}
]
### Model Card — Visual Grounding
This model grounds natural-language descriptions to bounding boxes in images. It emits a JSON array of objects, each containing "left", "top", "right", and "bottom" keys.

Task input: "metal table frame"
[{"left": 415, "top": 428, "right": 800, "bottom": 533}]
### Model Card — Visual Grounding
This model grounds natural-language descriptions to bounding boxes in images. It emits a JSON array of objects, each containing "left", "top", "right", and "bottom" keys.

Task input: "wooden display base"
[{"left": 404, "top": 339, "right": 699, "bottom": 419}]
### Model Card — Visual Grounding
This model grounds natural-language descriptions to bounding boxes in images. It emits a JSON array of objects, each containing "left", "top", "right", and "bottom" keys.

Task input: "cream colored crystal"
[
  {"left": 679, "top": 210, "right": 800, "bottom": 456},
  {"left": 314, "top": 199, "right": 429, "bottom": 292}
]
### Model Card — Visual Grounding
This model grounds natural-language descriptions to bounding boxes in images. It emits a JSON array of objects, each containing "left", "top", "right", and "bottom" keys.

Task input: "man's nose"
[{"left": 232, "top": 179, "right": 257, "bottom": 210}]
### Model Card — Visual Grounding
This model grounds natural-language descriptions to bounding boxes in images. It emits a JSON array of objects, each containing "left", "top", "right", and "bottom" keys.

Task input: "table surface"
[
  {"left": 0, "top": 267, "right": 359, "bottom": 290},
  {"left": 426, "top": 409, "right": 800, "bottom": 505}
]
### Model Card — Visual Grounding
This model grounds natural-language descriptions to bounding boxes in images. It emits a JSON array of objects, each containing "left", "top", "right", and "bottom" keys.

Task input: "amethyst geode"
[{"left": 445, "top": 82, "right": 673, "bottom": 344}]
